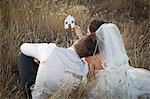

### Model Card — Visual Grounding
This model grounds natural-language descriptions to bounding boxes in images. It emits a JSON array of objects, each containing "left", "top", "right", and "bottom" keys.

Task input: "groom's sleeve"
[
  {"left": 20, "top": 43, "right": 56, "bottom": 62},
  {"left": 20, "top": 43, "right": 37, "bottom": 58}
]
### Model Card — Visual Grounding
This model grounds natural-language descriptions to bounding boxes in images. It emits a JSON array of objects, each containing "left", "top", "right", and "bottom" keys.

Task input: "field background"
[{"left": 0, "top": 0, "right": 149, "bottom": 98}]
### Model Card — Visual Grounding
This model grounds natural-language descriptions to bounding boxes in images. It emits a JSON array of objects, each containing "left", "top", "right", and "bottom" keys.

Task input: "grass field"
[{"left": 0, "top": 0, "right": 149, "bottom": 98}]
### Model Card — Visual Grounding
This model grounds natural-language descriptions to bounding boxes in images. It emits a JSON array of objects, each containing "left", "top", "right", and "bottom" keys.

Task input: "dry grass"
[{"left": 0, "top": 0, "right": 149, "bottom": 98}]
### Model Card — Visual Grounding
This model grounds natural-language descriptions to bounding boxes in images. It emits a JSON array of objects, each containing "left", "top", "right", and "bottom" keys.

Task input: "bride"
[{"left": 84, "top": 22, "right": 150, "bottom": 99}]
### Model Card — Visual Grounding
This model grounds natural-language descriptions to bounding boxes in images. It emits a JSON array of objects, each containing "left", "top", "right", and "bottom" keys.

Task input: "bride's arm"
[
  {"left": 71, "top": 25, "right": 85, "bottom": 39},
  {"left": 70, "top": 25, "right": 85, "bottom": 48}
]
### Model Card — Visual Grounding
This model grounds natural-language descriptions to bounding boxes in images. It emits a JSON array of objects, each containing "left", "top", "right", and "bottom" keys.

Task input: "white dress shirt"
[{"left": 20, "top": 43, "right": 88, "bottom": 99}]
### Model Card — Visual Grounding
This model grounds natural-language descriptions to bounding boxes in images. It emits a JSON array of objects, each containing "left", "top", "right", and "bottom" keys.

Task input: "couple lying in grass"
[{"left": 17, "top": 20, "right": 150, "bottom": 99}]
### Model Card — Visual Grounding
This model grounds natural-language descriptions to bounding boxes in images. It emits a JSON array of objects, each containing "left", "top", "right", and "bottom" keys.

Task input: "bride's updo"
[{"left": 89, "top": 20, "right": 106, "bottom": 33}]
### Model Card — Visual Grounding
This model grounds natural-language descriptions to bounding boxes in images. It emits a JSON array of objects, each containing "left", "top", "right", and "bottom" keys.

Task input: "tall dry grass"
[{"left": 0, "top": 0, "right": 149, "bottom": 98}]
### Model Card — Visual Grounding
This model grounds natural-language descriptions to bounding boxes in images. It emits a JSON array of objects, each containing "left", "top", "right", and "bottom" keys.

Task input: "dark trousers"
[{"left": 17, "top": 52, "right": 39, "bottom": 98}]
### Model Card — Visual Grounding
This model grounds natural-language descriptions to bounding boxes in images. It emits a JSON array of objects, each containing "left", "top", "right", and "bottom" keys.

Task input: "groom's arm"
[
  {"left": 20, "top": 43, "right": 37, "bottom": 58},
  {"left": 20, "top": 43, "right": 56, "bottom": 62}
]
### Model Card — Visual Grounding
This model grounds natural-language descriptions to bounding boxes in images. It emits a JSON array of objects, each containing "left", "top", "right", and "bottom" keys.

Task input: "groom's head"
[{"left": 74, "top": 34, "right": 99, "bottom": 58}]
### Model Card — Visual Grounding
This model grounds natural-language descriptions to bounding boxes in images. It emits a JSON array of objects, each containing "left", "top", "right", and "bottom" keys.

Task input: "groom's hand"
[{"left": 34, "top": 58, "right": 40, "bottom": 64}]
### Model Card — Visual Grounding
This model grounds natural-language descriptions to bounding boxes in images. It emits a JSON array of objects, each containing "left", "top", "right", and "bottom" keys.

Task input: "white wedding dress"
[{"left": 85, "top": 23, "right": 150, "bottom": 99}]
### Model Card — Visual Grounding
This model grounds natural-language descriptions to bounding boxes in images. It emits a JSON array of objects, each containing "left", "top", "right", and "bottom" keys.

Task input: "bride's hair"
[{"left": 89, "top": 20, "right": 106, "bottom": 33}]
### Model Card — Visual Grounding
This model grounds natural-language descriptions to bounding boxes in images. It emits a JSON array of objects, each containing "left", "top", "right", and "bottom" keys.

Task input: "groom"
[{"left": 17, "top": 20, "right": 105, "bottom": 98}]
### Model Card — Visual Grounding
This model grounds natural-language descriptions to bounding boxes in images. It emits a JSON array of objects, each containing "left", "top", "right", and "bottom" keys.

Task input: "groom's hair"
[{"left": 74, "top": 34, "right": 99, "bottom": 58}]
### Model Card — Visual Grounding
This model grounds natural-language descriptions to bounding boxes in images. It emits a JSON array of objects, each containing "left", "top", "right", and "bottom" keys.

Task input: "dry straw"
[{"left": 0, "top": 0, "right": 149, "bottom": 98}]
